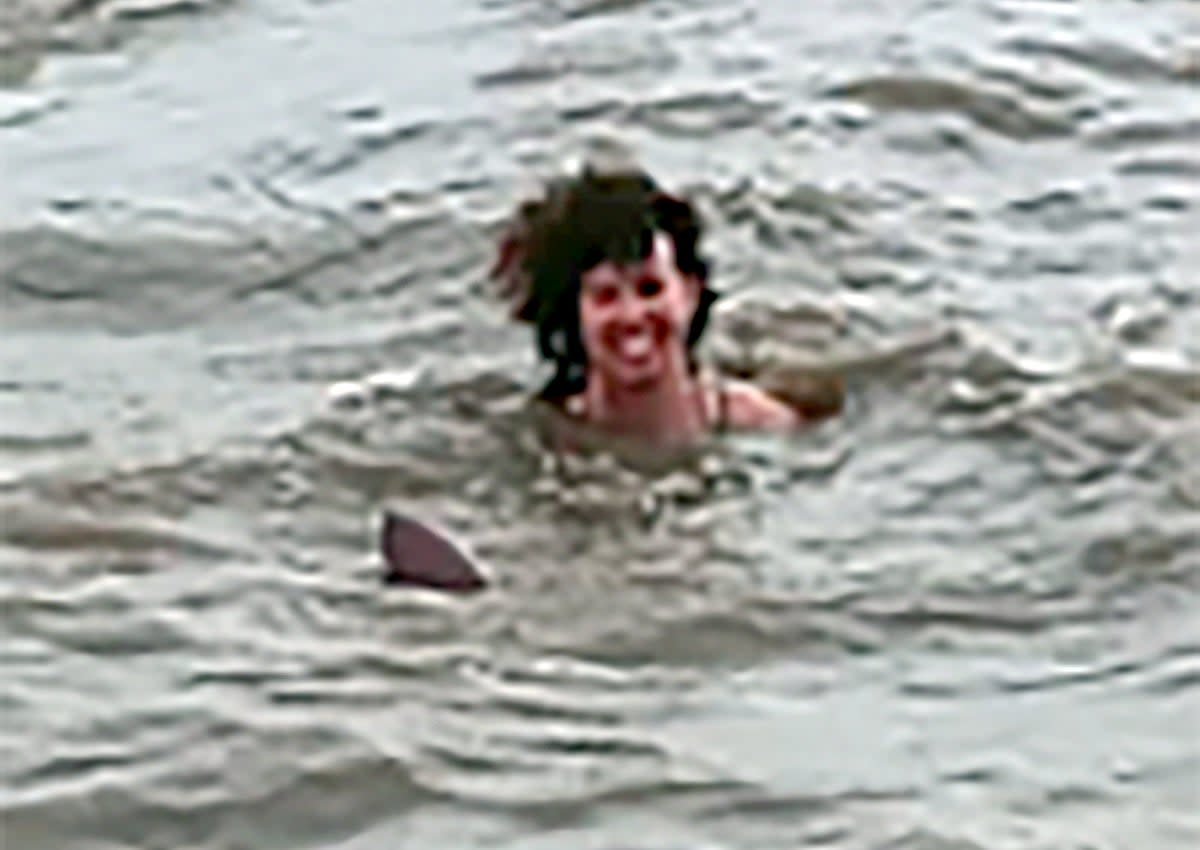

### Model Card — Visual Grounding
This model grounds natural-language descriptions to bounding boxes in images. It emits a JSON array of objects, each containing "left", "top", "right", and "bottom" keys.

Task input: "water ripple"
[{"left": 2, "top": 0, "right": 1199, "bottom": 847}]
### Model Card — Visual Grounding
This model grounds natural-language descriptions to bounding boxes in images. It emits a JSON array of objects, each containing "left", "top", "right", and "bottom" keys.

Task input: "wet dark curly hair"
[{"left": 491, "top": 166, "right": 718, "bottom": 398}]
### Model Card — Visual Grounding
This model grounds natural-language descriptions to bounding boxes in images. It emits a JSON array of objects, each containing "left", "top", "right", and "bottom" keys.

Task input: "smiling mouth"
[{"left": 616, "top": 331, "right": 654, "bottom": 360}]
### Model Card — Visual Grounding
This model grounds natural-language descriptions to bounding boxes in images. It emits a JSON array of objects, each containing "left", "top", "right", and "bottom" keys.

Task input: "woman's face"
[{"left": 578, "top": 232, "right": 700, "bottom": 392}]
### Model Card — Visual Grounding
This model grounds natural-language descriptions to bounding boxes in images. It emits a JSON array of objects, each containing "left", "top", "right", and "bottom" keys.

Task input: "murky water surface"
[{"left": 2, "top": 1, "right": 1198, "bottom": 847}]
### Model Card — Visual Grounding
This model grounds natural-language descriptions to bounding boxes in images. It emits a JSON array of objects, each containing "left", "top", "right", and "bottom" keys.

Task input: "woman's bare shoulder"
[
  {"left": 719, "top": 371, "right": 845, "bottom": 431},
  {"left": 721, "top": 379, "right": 802, "bottom": 430}
]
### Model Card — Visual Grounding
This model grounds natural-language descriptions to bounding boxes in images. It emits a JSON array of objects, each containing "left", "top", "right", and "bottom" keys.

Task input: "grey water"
[{"left": 1, "top": 1, "right": 1198, "bottom": 848}]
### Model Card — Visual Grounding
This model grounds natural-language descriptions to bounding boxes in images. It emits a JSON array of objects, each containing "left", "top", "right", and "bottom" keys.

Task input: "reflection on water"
[{"left": 1, "top": 1, "right": 1198, "bottom": 848}]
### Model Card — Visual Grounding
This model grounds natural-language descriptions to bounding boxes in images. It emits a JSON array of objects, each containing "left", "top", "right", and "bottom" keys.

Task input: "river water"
[{"left": 2, "top": 1, "right": 1198, "bottom": 848}]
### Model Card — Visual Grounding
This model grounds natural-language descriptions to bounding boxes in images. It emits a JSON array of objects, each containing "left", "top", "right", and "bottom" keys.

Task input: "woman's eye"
[
  {"left": 637, "top": 278, "right": 663, "bottom": 298},
  {"left": 591, "top": 286, "right": 619, "bottom": 305}
]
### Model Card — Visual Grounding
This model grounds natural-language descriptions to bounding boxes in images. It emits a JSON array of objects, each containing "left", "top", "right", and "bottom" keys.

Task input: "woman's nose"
[{"left": 614, "top": 287, "right": 650, "bottom": 322}]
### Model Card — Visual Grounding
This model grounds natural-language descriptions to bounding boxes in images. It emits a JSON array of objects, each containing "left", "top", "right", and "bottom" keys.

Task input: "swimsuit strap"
[
  {"left": 711, "top": 373, "right": 732, "bottom": 434},
  {"left": 698, "top": 368, "right": 731, "bottom": 434}
]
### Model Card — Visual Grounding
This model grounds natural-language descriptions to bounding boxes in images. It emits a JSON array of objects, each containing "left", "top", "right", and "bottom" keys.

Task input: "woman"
[{"left": 492, "top": 165, "right": 842, "bottom": 448}]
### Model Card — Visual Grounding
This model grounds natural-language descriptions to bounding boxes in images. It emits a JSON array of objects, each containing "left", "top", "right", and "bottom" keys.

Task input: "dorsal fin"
[{"left": 380, "top": 511, "right": 487, "bottom": 592}]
